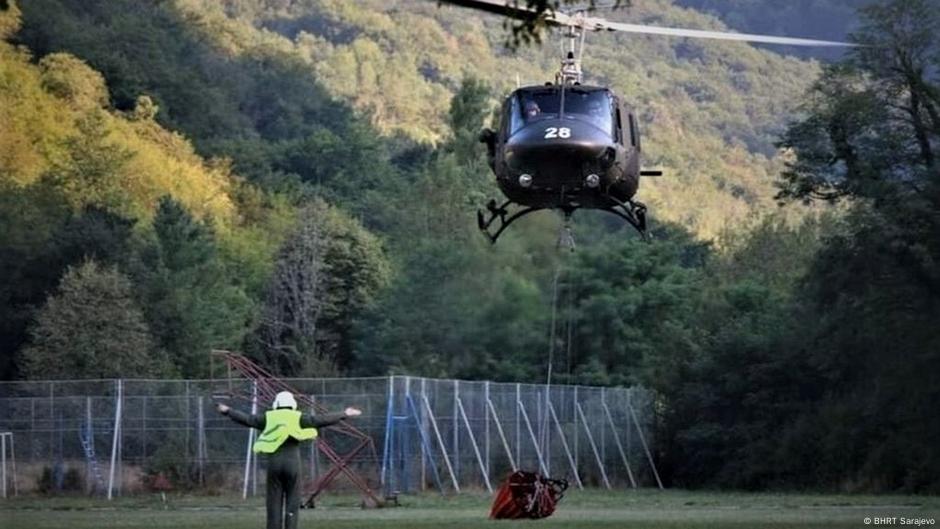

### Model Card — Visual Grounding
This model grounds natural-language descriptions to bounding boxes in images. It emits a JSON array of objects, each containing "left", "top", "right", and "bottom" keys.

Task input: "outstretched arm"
[
  {"left": 217, "top": 403, "right": 265, "bottom": 429},
  {"left": 301, "top": 407, "right": 362, "bottom": 428}
]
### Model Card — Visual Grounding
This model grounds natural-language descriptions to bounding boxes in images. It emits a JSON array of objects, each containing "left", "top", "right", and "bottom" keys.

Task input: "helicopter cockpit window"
[
  {"left": 510, "top": 91, "right": 561, "bottom": 130},
  {"left": 564, "top": 90, "right": 614, "bottom": 136},
  {"left": 508, "top": 96, "right": 524, "bottom": 136},
  {"left": 512, "top": 89, "right": 614, "bottom": 136}
]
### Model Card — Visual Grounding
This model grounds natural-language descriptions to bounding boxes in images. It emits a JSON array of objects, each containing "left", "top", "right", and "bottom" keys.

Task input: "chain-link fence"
[{"left": 0, "top": 377, "right": 660, "bottom": 497}]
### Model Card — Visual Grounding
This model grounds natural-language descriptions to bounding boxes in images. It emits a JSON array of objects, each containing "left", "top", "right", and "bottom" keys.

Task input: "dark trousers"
[{"left": 265, "top": 443, "right": 302, "bottom": 529}]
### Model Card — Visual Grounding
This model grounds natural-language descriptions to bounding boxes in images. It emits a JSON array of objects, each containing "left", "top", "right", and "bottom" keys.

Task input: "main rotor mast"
[{"left": 555, "top": 13, "right": 587, "bottom": 85}]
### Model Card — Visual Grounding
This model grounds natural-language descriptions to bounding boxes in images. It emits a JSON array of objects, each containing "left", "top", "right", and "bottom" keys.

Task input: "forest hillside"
[{"left": 17, "top": 0, "right": 842, "bottom": 238}]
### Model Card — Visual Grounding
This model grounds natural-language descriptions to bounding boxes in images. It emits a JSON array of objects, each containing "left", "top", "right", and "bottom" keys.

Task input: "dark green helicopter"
[{"left": 442, "top": 0, "right": 855, "bottom": 243}]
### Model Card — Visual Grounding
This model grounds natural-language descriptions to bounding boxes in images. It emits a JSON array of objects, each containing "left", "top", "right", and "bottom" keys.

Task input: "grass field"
[{"left": 3, "top": 489, "right": 938, "bottom": 529}]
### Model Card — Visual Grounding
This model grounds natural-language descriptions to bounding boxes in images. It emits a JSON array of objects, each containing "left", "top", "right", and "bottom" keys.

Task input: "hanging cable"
[
  {"left": 539, "top": 216, "right": 580, "bottom": 465},
  {"left": 539, "top": 262, "right": 562, "bottom": 459},
  {"left": 565, "top": 270, "right": 574, "bottom": 383}
]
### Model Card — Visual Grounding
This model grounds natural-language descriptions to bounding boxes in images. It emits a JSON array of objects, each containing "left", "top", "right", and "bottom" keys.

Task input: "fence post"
[
  {"left": 422, "top": 393, "right": 459, "bottom": 493},
  {"left": 456, "top": 396, "right": 492, "bottom": 492},
  {"left": 242, "top": 381, "right": 257, "bottom": 499},
  {"left": 404, "top": 391, "right": 443, "bottom": 494},
  {"left": 0, "top": 432, "right": 17, "bottom": 498},
  {"left": 48, "top": 382, "right": 54, "bottom": 466},
  {"left": 185, "top": 382, "right": 190, "bottom": 478},
  {"left": 452, "top": 379, "right": 459, "bottom": 486},
  {"left": 404, "top": 376, "right": 412, "bottom": 492},
  {"left": 381, "top": 376, "right": 393, "bottom": 488},
  {"left": 486, "top": 397, "right": 516, "bottom": 472},
  {"left": 515, "top": 383, "right": 521, "bottom": 467},
  {"left": 142, "top": 394, "right": 148, "bottom": 462},
  {"left": 118, "top": 391, "right": 123, "bottom": 495},
  {"left": 197, "top": 395, "right": 205, "bottom": 485},
  {"left": 421, "top": 378, "right": 428, "bottom": 491},
  {"left": 85, "top": 396, "right": 92, "bottom": 493},
  {"left": 1, "top": 431, "right": 6, "bottom": 498},
  {"left": 576, "top": 400, "right": 610, "bottom": 489},
  {"left": 629, "top": 404, "right": 664, "bottom": 490},
  {"left": 537, "top": 389, "right": 546, "bottom": 476},
  {"left": 626, "top": 388, "right": 632, "bottom": 457},
  {"left": 547, "top": 400, "right": 582, "bottom": 489},
  {"left": 573, "top": 386, "right": 579, "bottom": 471},
  {"left": 484, "top": 381, "right": 490, "bottom": 480},
  {"left": 599, "top": 390, "right": 606, "bottom": 471},
  {"left": 9, "top": 433, "right": 16, "bottom": 496},
  {"left": 107, "top": 379, "right": 123, "bottom": 500},
  {"left": 602, "top": 389, "right": 636, "bottom": 489},
  {"left": 309, "top": 392, "right": 319, "bottom": 487},
  {"left": 30, "top": 398, "right": 35, "bottom": 459},
  {"left": 516, "top": 398, "right": 548, "bottom": 476}
]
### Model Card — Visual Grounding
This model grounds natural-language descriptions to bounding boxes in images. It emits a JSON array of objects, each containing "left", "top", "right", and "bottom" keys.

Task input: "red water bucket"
[{"left": 490, "top": 470, "right": 569, "bottom": 520}]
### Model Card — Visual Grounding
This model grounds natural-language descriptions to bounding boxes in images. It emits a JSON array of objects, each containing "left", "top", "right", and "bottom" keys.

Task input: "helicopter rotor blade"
[
  {"left": 438, "top": 0, "right": 856, "bottom": 47},
  {"left": 584, "top": 18, "right": 857, "bottom": 47},
  {"left": 438, "top": 0, "right": 542, "bottom": 19}
]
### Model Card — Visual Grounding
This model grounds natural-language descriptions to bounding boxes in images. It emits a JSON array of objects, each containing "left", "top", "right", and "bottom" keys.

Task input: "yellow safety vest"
[{"left": 253, "top": 409, "right": 318, "bottom": 454}]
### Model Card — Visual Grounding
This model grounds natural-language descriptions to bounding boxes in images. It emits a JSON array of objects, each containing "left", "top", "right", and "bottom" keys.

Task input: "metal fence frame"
[{"left": 0, "top": 376, "right": 661, "bottom": 498}]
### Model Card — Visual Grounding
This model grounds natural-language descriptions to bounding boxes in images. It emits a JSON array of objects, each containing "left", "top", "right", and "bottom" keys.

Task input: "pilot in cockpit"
[{"left": 524, "top": 100, "right": 541, "bottom": 118}]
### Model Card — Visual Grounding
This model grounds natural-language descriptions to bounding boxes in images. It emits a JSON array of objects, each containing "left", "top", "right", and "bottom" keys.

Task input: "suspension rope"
[
  {"left": 546, "top": 265, "right": 561, "bottom": 389},
  {"left": 539, "top": 218, "right": 579, "bottom": 466},
  {"left": 539, "top": 263, "right": 562, "bottom": 458},
  {"left": 565, "top": 271, "right": 574, "bottom": 382}
]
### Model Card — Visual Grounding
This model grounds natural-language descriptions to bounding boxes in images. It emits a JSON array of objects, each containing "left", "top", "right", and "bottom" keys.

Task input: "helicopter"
[{"left": 442, "top": 0, "right": 855, "bottom": 243}]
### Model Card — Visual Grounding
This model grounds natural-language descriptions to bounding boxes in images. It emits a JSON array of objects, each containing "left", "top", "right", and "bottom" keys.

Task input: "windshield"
[
  {"left": 512, "top": 89, "right": 613, "bottom": 136},
  {"left": 564, "top": 90, "right": 613, "bottom": 135}
]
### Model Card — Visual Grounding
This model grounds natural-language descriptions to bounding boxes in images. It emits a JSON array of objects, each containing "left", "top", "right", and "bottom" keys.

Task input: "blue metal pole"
[
  {"left": 406, "top": 394, "right": 444, "bottom": 494},
  {"left": 381, "top": 376, "right": 394, "bottom": 492}
]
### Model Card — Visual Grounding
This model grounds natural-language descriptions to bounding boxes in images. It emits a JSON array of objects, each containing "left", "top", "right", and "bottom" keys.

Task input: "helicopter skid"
[
  {"left": 476, "top": 196, "right": 648, "bottom": 244},
  {"left": 477, "top": 199, "right": 544, "bottom": 244},
  {"left": 603, "top": 197, "right": 649, "bottom": 241}
]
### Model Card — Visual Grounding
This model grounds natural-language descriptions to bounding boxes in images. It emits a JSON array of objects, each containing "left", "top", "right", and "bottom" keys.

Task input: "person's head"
[
  {"left": 525, "top": 100, "right": 540, "bottom": 117},
  {"left": 272, "top": 391, "right": 297, "bottom": 410},
  {"left": 588, "top": 99, "right": 604, "bottom": 116}
]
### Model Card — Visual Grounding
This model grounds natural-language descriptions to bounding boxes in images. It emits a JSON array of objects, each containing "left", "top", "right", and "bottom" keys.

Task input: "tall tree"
[
  {"left": 255, "top": 199, "right": 389, "bottom": 376},
  {"left": 255, "top": 203, "right": 327, "bottom": 376},
  {"left": 315, "top": 202, "right": 390, "bottom": 372},
  {"left": 21, "top": 260, "right": 164, "bottom": 379},
  {"left": 0, "top": 0, "right": 19, "bottom": 41},
  {"left": 773, "top": 0, "right": 940, "bottom": 491},
  {"left": 45, "top": 111, "right": 134, "bottom": 215},
  {"left": 448, "top": 77, "right": 491, "bottom": 165},
  {"left": 0, "top": 189, "right": 135, "bottom": 380},
  {"left": 133, "top": 196, "right": 254, "bottom": 377},
  {"left": 777, "top": 0, "right": 940, "bottom": 204},
  {"left": 38, "top": 52, "right": 109, "bottom": 110}
]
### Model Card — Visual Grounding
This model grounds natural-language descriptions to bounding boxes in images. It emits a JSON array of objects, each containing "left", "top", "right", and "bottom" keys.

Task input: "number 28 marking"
[{"left": 544, "top": 127, "right": 571, "bottom": 139}]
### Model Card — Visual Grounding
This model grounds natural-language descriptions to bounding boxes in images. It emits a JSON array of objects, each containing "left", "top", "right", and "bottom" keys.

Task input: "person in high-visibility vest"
[{"left": 217, "top": 391, "right": 362, "bottom": 529}]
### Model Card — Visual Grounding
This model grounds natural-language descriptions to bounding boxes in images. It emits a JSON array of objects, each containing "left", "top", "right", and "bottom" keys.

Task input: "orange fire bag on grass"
[{"left": 489, "top": 470, "right": 569, "bottom": 520}]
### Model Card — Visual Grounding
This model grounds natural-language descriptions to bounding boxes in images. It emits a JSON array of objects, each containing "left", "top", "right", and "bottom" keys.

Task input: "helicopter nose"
[{"left": 505, "top": 120, "right": 612, "bottom": 174}]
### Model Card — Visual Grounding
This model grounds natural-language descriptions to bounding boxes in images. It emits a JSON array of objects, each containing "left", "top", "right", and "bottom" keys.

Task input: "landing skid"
[
  {"left": 477, "top": 196, "right": 650, "bottom": 244},
  {"left": 603, "top": 197, "right": 649, "bottom": 241},
  {"left": 477, "top": 199, "right": 543, "bottom": 244}
]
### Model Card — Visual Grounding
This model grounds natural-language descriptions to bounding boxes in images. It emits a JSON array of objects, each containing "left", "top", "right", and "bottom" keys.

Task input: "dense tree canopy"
[
  {"left": 21, "top": 260, "right": 165, "bottom": 379},
  {"left": 15, "top": 0, "right": 834, "bottom": 239},
  {"left": 253, "top": 199, "right": 389, "bottom": 376},
  {"left": 646, "top": 0, "right": 940, "bottom": 492}
]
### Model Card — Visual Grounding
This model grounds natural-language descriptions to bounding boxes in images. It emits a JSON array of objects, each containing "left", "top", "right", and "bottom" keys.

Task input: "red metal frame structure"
[{"left": 213, "top": 350, "right": 382, "bottom": 507}]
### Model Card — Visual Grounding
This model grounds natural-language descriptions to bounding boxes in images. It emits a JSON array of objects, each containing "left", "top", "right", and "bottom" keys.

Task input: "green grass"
[{"left": 3, "top": 490, "right": 939, "bottom": 529}]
